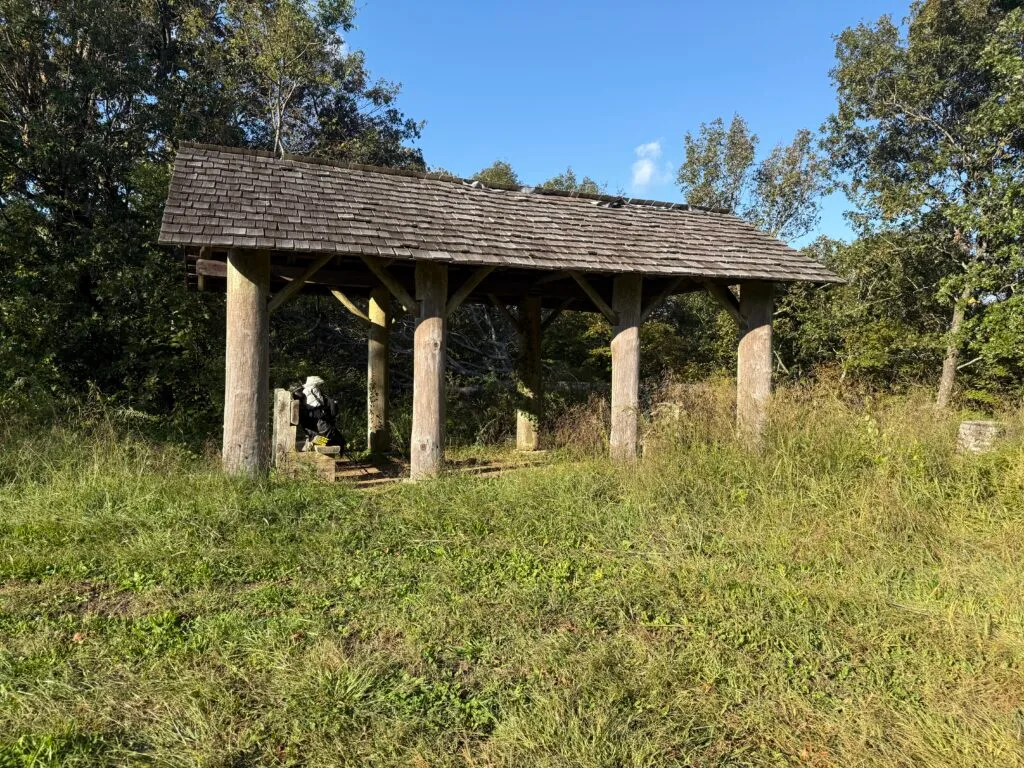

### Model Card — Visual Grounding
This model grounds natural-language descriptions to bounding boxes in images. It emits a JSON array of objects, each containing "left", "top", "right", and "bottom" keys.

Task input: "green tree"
[
  {"left": 676, "top": 117, "right": 827, "bottom": 243},
  {"left": 825, "top": 0, "right": 1024, "bottom": 407},
  {"left": 956, "top": 8, "right": 1024, "bottom": 400},
  {"left": 0, "top": 0, "right": 422, "bottom": 420},
  {"left": 541, "top": 167, "right": 604, "bottom": 195},
  {"left": 775, "top": 234, "right": 957, "bottom": 385},
  {"left": 215, "top": 0, "right": 352, "bottom": 156},
  {"left": 746, "top": 129, "right": 828, "bottom": 241},
  {"left": 473, "top": 160, "right": 520, "bottom": 188},
  {"left": 676, "top": 115, "right": 758, "bottom": 211}
]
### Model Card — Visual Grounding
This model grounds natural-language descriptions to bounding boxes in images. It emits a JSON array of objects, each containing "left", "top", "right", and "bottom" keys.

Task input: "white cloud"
[{"left": 631, "top": 140, "right": 670, "bottom": 190}]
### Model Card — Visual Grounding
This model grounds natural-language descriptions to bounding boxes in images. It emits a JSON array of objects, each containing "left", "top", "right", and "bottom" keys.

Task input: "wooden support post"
[
  {"left": 272, "top": 388, "right": 297, "bottom": 467},
  {"left": 367, "top": 286, "right": 391, "bottom": 454},
  {"left": 737, "top": 281, "right": 774, "bottom": 445},
  {"left": 516, "top": 296, "right": 544, "bottom": 451},
  {"left": 223, "top": 249, "right": 270, "bottom": 475},
  {"left": 610, "top": 275, "right": 642, "bottom": 461},
  {"left": 411, "top": 262, "right": 448, "bottom": 479}
]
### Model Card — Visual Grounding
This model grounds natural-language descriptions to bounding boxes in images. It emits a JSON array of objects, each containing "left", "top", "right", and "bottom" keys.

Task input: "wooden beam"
[
  {"left": 737, "top": 282, "right": 774, "bottom": 446},
  {"left": 330, "top": 289, "right": 370, "bottom": 324},
  {"left": 488, "top": 293, "right": 524, "bottom": 332},
  {"left": 610, "top": 275, "right": 643, "bottom": 462},
  {"left": 272, "top": 388, "right": 296, "bottom": 467},
  {"left": 639, "top": 277, "right": 684, "bottom": 324},
  {"left": 540, "top": 297, "right": 574, "bottom": 331},
  {"left": 367, "top": 287, "right": 391, "bottom": 454},
  {"left": 534, "top": 270, "right": 570, "bottom": 285},
  {"left": 223, "top": 249, "right": 270, "bottom": 475},
  {"left": 516, "top": 296, "right": 543, "bottom": 451},
  {"left": 267, "top": 252, "right": 334, "bottom": 314},
  {"left": 446, "top": 266, "right": 495, "bottom": 316},
  {"left": 568, "top": 270, "right": 617, "bottom": 324},
  {"left": 411, "top": 263, "right": 448, "bottom": 479},
  {"left": 195, "top": 258, "right": 227, "bottom": 278},
  {"left": 197, "top": 258, "right": 387, "bottom": 292},
  {"left": 704, "top": 282, "right": 745, "bottom": 327},
  {"left": 360, "top": 255, "right": 417, "bottom": 315}
]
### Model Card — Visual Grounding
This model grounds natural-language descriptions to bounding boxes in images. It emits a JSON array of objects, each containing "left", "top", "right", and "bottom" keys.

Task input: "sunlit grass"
[{"left": 1, "top": 386, "right": 1022, "bottom": 766}]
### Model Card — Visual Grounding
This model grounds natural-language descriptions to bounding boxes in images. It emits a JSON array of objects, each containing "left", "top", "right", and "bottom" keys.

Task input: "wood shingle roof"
[{"left": 159, "top": 143, "right": 841, "bottom": 285}]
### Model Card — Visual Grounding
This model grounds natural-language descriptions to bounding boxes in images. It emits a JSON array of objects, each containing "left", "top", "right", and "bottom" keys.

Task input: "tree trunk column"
[
  {"left": 737, "top": 281, "right": 774, "bottom": 444},
  {"left": 223, "top": 248, "right": 270, "bottom": 475},
  {"left": 936, "top": 282, "right": 971, "bottom": 409},
  {"left": 411, "top": 262, "right": 448, "bottom": 479},
  {"left": 516, "top": 296, "right": 543, "bottom": 451},
  {"left": 610, "top": 275, "right": 642, "bottom": 461},
  {"left": 367, "top": 286, "right": 391, "bottom": 453}
]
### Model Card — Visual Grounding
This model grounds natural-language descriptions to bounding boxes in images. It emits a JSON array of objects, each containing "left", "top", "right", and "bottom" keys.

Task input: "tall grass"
[{"left": 1, "top": 385, "right": 1022, "bottom": 766}]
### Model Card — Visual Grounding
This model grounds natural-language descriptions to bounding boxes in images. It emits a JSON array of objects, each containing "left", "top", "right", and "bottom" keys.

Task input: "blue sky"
[{"left": 347, "top": 0, "right": 911, "bottom": 246}]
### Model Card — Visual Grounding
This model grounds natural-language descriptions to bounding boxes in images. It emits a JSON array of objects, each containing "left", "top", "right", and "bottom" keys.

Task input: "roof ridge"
[{"left": 175, "top": 141, "right": 733, "bottom": 216}]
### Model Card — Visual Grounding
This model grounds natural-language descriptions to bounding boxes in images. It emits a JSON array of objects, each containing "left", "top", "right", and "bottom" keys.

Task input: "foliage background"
[{"left": 1, "top": 0, "right": 1022, "bottom": 446}]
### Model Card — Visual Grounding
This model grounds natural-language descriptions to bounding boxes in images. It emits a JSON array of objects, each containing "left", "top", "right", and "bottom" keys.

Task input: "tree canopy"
[
  {"left": 825, "top": 0, "right": 1024, "bottom": 405},
  {"left": 2, "top": 0, "right": 1022, "bottom": 428},
  {"left": 0, "top": 0, "right": 423, "bottom": 418},
  {"left": 676, "top": 117, "right": 827, "bottom": 243}
]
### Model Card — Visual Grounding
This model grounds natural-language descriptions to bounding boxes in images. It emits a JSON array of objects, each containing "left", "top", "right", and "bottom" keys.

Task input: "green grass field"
[{"left": 1, "top": 389, "right": 1023, "bottom": 766}]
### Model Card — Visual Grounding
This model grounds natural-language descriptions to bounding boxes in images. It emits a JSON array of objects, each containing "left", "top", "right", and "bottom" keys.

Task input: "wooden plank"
[
  {"left": 534, "top": 270, "right": 570, "bottom": 285},
  {"left": 367, "top": 287, "right": 391, "bottom": 454},
  {"left": 330, "top": 289, "right": 370, "bottom": 324},
  {"left": 196, "top": 258, "right": 227, "bottom": 278},
  {"left": 223, "top": 249, "right": 270, "bottom": 475},
  {"left": 736, "top": 281, "right": 774, "bottom": 446},
  {"left": 610, "top": 275, "right": 642, "bottom": 461},
  {"left": 410, "top": 263, "right": 448, "bottom": 479},
  {"left": 704, "top": 281, "right": 745, "bottom": 327},
  {"left": 272, "top": 389, "right": 296, "bottom": 467},
  {"left": 540, "top": 297, "right": 574, "bottom": 331},
  {"left": 197, "top": 246, "right": 211, "bottom": 291},
  {"left": 446, "top": 266, "right": 496, "bottom": 316},
  {"left": 487, "top": 293, "right": 523, "bottom": 332},
  {"left": 360, "top": 255, "right": 417, "bottom": 315},
  {"left": 568, "top": 270, "right": 618, "bottom": 324},
  {"left": 516, "top": 296, "right": 543, "bottom": 451},
  {"left": 267, "top": 252, "right": 334, "bottom": 314},
  {"left": 639, "top": 277, "right": 684, "bottom": 324},
  {"left": 197, "top": 258, "right": 389, "bottom": 293}
]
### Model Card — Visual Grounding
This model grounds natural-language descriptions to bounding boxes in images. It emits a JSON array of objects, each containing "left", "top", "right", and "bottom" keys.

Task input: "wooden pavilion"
[{"left": 159, "top": 143, "right": 841, "bottom": 478}]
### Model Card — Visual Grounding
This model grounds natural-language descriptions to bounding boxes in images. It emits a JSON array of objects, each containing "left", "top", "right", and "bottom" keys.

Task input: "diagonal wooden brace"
[
  {"left": 703, "top": 281, "right": 745, "bottom": 327},
  {"left": 360, "top": 255, "right": 417, "bottom": 315},
  {"left": 267, "top": 253, "right": 333, "bottom": 314},
  {"left": 639, "top": 277, "right": 684, "bottom": 324},
  {"left": 446, "top": 266, "right": 495, "bottom": 316},
  {"left": 568, "top": 270, "right": 617, "bottom": 324}
]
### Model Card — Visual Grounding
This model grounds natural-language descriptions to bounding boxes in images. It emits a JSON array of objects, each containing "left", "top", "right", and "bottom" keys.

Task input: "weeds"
[{"left": 0, "top": 385, "right": 1022, "bottom": 766}]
